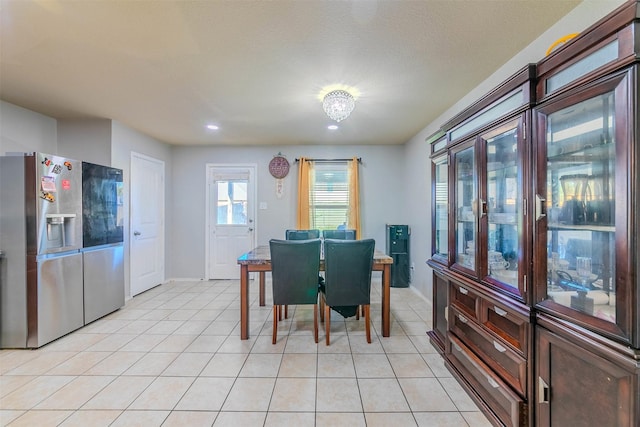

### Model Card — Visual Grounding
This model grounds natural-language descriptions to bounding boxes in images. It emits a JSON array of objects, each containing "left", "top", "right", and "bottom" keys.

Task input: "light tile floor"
[{"left": 0, "top": 278, "right": 492, "bottom": 427}]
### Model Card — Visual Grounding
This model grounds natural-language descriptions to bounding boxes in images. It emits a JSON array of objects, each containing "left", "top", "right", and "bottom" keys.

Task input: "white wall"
[
  {"left": 0, "top": 109, "right": 174, "bottom": 299},
  {"left": 0, "top": 101, "right": 57, "bottom": 155},
  {"left": 402, "top": 135, "right": 432, "bottom": 298},
  {"left": 169, "top": 144, "right": 405, "bottom": 279},
  {"left": 404, "top": 0, "right": 626, "bottom": 300},
  {"left": 58, "top": 118, "right": 112, "bottom": 166}
]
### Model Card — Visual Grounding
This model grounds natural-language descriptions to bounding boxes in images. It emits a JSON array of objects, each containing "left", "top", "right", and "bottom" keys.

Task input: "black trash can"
[{"left": 386, "top": 224, "right": 410, "bottom": 287}]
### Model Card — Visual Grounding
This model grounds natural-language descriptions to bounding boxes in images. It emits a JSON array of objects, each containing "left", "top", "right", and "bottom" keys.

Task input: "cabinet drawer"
[
  {"left": 450, "top": 281, "right": 480, "bottom": 321},
  {"left": 448, "top": 334, "right": 527, "bottom": 427},
  {"left": 450, "top": 306, "right": 526, "bottom": 397},
  {"left": 480, "top": 299, "right": 529, "bottom": 355}
]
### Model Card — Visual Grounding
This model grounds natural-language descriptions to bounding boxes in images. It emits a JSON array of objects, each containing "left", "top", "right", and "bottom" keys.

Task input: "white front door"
[
  {"left": 207, "top": 164, "right": 256, "bottom": 279},
  {"left": 130, "top": 152, "right": 165, "bottom": 296}
]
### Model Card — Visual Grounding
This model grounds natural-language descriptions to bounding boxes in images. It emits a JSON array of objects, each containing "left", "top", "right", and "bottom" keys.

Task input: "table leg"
[
  {"left": 382, "top": 264, "right": 391, "bottom": 337},
  {"left": 259, "top": 271, "right": 266, "bottom": 306},
  {"left": 240, "top": 264, "right": 250, "bottom": 340}
]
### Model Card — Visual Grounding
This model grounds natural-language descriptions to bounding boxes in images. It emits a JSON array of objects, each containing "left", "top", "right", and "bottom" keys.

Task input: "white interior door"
[
  {"left": 130, "top": 152, "right": 165, "bottom": 296},
  {"left": 207, "top": 164, "right": 256, "bottom": 279}
]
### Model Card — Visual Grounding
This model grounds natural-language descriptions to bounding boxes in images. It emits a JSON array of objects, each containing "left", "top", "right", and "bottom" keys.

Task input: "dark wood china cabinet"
[
  {"left": 428, "top": 64, "right": 536, "bottom": 427},
  {"left": 427, "top": 2, "right": 640, "bottom": 426},
  {"left": 532, "top": 2, "right": 640, "bottom": 425}
]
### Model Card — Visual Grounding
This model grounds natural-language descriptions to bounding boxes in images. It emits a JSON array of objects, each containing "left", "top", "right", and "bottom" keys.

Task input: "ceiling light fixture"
[
  {"left": 322, "top": 90, "right": 355, "bottom": 122},
  {"left": 327, "top": 124, "right": 339, "bottom": 130},
  {"left": 206, "top": 124, "right": 219, "bottom": 130}
]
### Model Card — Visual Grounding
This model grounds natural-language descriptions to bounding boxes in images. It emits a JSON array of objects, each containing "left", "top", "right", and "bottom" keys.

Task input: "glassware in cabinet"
[
  {"left": 534, "top": 69, "right": 634, "bottom": 344},
  {"left": 452, "top": 141, "right": 477, "bottom": 274},
  {"left": 480, "top": 118, "right": 524, "bottom": 296}
]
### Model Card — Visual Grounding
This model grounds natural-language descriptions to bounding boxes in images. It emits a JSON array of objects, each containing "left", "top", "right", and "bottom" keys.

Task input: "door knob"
[
  {"left": 133, "top": 231, "right": 141, "bottom": 236},
  {"left": 248, "top": 228, "right": 254, "bottom": 232}
]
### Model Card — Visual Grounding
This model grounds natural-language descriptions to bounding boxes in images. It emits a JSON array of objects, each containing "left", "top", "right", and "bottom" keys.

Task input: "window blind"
[{"left": 310, "top": 162, "right": 349, "bottom": 230}]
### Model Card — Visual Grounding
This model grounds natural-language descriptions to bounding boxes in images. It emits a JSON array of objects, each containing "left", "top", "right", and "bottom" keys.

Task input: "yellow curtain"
[
  {"left": 296, "top": 157, "right": 312, "bottom": 229},
  {"left": 348, "top": 157, "right": 361, "bottom": 239}
]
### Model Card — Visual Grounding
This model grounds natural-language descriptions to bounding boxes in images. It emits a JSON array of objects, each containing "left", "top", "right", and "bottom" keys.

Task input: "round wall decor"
[{"left": 268, "top": 155, "right": 290, "bottom": 179}]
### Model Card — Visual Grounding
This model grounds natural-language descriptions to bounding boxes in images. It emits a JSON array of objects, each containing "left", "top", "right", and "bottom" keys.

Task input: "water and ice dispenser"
[{"left": 45, "top": 213, "right": 78, "bottom": 251}]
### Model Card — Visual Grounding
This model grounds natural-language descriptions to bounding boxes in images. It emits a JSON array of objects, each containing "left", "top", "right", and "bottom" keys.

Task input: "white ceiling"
[{"left": 0, "top": 0, "right": 581, "bottom": 146}]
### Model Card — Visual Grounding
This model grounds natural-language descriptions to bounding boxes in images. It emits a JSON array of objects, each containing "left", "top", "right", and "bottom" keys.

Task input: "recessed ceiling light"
[
  {"left": 327, "top": 124, "right": 339, "bottom": 130},
  {"left": 206, "top": 124, "right": 219, "bottom": 130}
]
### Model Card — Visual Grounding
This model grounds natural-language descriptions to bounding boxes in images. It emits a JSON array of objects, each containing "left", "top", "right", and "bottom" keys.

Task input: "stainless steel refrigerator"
[
  {"left": 0, "top": 153, "right": 84, "bottom": 348},
  {"left": 81, "top": 161, "right": 124, "bottom": 324}
]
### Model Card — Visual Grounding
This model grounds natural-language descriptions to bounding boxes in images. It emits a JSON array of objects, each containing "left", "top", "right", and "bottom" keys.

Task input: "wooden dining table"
[{"left": 237, "top": 245, "right": 393, "bottom": 340}]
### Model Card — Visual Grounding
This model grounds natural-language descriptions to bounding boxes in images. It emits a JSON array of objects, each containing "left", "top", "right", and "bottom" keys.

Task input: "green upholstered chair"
[
  {"left": 279, "top": 229, "right": 321, "bottom": 320},
  {"left": 320, "top": 238, "right": 375, "bottom": 345},
  {"left": 285, "top": 229, "right": 320, "bottom": 240},
  {"left": 322, "top": 229, "right": 356, "bottom": 240},
  {"left": 269, "top": 238, "right": 321, "bottom": 344}
]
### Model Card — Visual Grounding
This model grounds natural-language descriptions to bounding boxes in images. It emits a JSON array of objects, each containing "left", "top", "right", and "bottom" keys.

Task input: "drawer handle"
[
  {"left": 494, "top": 306, "right": 508, "bottom": 317},
  {"left": 453, "top": 343, "right": 462, "bottom": 352},
  {"left": 493, "top": 340, "right": 506, "bottom": 353},
  {"left": 459, "top": 287, "right": 469, "bottom": 295},
  {"left": 444, "top": 306, "right": 448, "bottom": 322},
  {"left": 487, "top": 376, "right": 499, "bottom": 389},
  {"left": 458, "top": 314, "right": 468, "bottom": 324},
  {"left": 539, "top": 377, "right": 550, "bottom": 403}
]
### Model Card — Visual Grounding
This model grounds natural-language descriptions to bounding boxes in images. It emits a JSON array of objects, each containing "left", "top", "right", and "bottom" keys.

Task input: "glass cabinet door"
[
  {"left": 535, "top": 71, "right": 631, "bottom": 341},
  {"left": 453, "top": 142, "right": 477, "bottom": 273},
  {"left": 480, "top": 118, "right": 524, "bottom": 296},
  {"left": 432, "top": 154, "right": 449, "bottom": 263}
]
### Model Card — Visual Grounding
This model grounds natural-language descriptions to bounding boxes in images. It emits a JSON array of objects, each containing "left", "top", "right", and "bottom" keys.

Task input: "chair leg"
[
  {"left": 272, "top": 305, "right": 278, "bottom": 344},
  {"left": 364, "top": 304, "right": 371, "bottom": 343},
  {"left": 355, "top": 305, "right": 360, "bottom": 320},
  {"left": 284, "top": 305, "right": 288, "bottom": 319},
  {"left": 325, "top": 304, "right": 331, "bottom": 345},
  {"left": 319, "top": 295, "right": 325, "bottom": 322},
  {"left": 313, "top": 304, "right": 319, "bottom": 343},
  {"left": 279, "top": 305, "right": 283, "bottom": 321}
]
